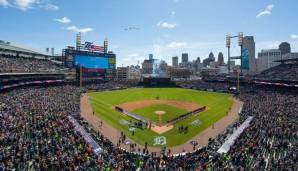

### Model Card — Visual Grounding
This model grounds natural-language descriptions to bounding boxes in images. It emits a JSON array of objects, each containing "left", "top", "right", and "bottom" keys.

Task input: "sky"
[{"left": 0, "top": 0, "right": 298, "bottom": 67}]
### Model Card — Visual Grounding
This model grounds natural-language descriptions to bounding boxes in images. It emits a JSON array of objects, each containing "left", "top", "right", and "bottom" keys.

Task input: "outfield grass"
[
  {"left": 132, "top": 104, "right": 188, "bottom": 124},
  {"left": 88, "top": 88, "right": 233, "bottom": 147}
]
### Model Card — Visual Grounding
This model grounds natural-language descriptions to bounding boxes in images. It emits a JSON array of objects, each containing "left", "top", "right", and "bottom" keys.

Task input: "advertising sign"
[
  {"left": 74, "top": 55, "right": 108, "bottom": 69},
  {"left": 108, "top": 57, "right": 115, "bottom": 64},
  {"left": 241, "top": 48, "right": 249, "bottom": 70}
]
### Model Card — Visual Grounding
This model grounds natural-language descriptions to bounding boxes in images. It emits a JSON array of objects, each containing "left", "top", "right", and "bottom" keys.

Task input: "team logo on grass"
[
  {"left": 153, "top": 136, "right": 167, "bottom": 145},
  {"left": 119, "top": 119, "right": 130, "bottom": 125},
  {"left": 129, "top": 127, "right": 136, "bottom": 131},
  {"left": 190, "top": 119, "right": 201, "bottom": 127}
]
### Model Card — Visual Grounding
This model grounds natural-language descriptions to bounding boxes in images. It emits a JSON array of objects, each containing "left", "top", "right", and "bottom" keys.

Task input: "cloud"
[
  {"left": 256, "top": 4, "right": 274, "bottom": 18},
  {"left": 66, "top": 25, "right": 93, "bottom": 33},
  {"left": 0, "top": 0, "right": 9, "bottom": 6},
  {"left": 0, "top": 0, "right": 59, "bottom": 11},
  {"left": 167, "top": 42, "right": 187, "bottom": 48},
  {"left": 56, "top": 17, "right": 71, "bottom": 24},
  {"left": 15, "top": 0, "right": 36, "bottom": 10},
  {"left": 157, "top": 21, "right": 177, "bottom": 29},
  {"left": 123, "top": 53, "right": 144, "bottom": 63},
  {"left": 290, "top": 34, "right": 298, "bottom": 40},
  {"left": 256, "top": 40, "right": 281, "bottom": 54},
  {"left": 41, "top": 3, "right": 59, "bottom": 11},
  {"left": 266, "top": 4, "right": 274, "bottom": 10}
]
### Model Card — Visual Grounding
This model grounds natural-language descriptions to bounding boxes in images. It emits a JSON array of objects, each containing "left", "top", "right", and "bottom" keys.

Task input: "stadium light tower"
[
  {"left": 225, "top": 32, "right": 244, "bottom": 73},
  {"left": 238, "top": 32, "right": 243, "bottom": 73},
  {"left": 76, "top": 32, "right": 82, "bottom": 51},
  {"left": 226, "top": 34, "right": 231, "bottom": 72}
]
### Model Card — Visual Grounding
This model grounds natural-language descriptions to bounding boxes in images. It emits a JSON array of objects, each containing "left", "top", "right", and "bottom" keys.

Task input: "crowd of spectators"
[
  {"left": 0, "top": 55, "right": 66, "bottom": 73},
  {"left": 223, "top": 88, "right": 298, "bottom": 169},
  {"left": 82, "top": 81, "right": 138, "bottom": 91},
  {"left": 0, "top": 81, "right": 297, "bottom": 170},
  {"left": 0, "top": 86, "right": 99, "bottom": 170}
]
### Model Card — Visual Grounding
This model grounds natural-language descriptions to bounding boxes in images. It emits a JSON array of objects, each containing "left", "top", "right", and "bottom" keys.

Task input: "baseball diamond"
[{"left": 86, "top": 88, "right": 235, "bottom": 147}]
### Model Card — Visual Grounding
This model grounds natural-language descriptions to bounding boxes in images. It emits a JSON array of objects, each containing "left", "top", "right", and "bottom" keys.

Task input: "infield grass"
[
  {"left": 88, "top": 88, "right": 233, "bottom": 147},
  {"left": 132, "top": 104, "right": 188, "bottom": 124}
]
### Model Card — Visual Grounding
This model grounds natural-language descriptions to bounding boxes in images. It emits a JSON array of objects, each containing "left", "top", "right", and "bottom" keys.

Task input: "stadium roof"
[{"left": 0, "top": 43, "right": 48, "bottom": 56}]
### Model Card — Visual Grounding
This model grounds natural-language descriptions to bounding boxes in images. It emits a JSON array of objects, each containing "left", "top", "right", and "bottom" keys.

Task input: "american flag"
[
  {"left": 83, "top": 42, "right": 104, "bottom": 52},
  {"left": 91, "top": 45, "right": 104, "bottom": 52}
]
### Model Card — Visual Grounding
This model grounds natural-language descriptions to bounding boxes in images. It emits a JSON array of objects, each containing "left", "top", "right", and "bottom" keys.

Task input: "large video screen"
[{"left": 74, "top": 55, "right": 108, "bottom": 69}]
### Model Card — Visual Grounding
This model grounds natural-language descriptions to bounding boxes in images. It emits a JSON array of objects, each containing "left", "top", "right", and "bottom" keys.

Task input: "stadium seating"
[
  {"left": 0, "top": 81, "right": 297, "bottom": 170},
  {"left": 0, "top": 55, "right": 66, "bottom": 73},
  {"left": 255, "top": 63, "right": 298, "bottom": 81},
  {"left": 0, "top": 56, "right": 298, "bottom": 170}
]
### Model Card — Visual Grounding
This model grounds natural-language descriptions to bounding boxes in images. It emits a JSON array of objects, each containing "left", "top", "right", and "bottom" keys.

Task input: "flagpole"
[{"left": 80, "top": 65, "right": 83, "bottom": 89}]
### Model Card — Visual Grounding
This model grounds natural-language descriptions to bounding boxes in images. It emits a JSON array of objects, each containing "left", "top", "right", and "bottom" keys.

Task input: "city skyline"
[{"left": 0, "top": 0, "right": 298, "bottom": 66}]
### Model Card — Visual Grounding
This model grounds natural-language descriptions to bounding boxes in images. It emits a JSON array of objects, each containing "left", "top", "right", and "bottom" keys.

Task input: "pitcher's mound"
[{"left": 155, "top": 111, "right": 166, "bottom": 115}]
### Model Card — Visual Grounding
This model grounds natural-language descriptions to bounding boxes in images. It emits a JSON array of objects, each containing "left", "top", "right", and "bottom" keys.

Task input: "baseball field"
[{"left": 88, "top": 88, "right": 233, "bottom": 147}]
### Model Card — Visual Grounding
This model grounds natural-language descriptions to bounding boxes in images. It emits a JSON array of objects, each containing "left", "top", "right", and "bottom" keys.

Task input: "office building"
[
  {"left": 203, "top": 52, "right": 215, "bottom": 67},
  {"left": 217, "top": 52, "right": 224, "bottom": 65},
  {"left": 149, "top": 54, "right": 153, "bottom": 60},
  {"left": 142, "top": 59, "right": 153, "bottom": 74},
  {"left": 172, "top": 56, "right": 178, "bottom": 67},
  {"left": 257, "top": 49, "right": 281, "bottom": 72},
  {"left": 279, "top": 42, "right": 291, "bottom": 56},
  {"left": 128, "top": 65, "right": 141, "bottom": 80},
  {"left": 242, "top": 36, "right": 256, "bottom": 73},
  {"left": 51, "top": 48, "right": 54, "bottom": 56},
  {"left": 116, "top": 67, "right": 128, "bottom": 80},
  {"left": 182, "top": 53, "right": 188, "bottom": 63}
]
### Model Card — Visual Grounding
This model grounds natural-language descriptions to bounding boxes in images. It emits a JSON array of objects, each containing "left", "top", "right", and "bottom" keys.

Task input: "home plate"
[{"left": 151, "top": 124, "right": 174, "bottom": 134}]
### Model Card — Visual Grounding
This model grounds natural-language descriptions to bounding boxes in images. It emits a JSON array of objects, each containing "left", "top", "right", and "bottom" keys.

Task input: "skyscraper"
[
  {"left": 279, "top": 42, "right": 291, "bottom": 55},
  {"left": 196, "top": 57, "right": 201, "bottom": 64},
  {"left": 242, "top": 36, "right": 256, "bottom": 73},
  {"left": 172, "top": 56, "right": 178, "bottom": 67},
  {"left": 203, "top": 52, "right": 215, "bottom": 67},
  {"left": 217, "top": 52, "right": 224, "bottom": 65},
  {"left": 51, "top": 48, "right": 54, "bottom": 56},
  {"left": 257, "top": 49, "right": 281, "bottom": 72},
  {"left": 149, "top": 54, "right": 153, "bottom": 60},
  {"left": 182, "top": 53, "right": 188, "bottom": 63}
]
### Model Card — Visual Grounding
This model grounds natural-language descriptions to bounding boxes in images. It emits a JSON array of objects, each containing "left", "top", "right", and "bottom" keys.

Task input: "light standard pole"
[
  {"left": 238, "top": 32, "right": 243, "bottom": 75},
  {"left": 226, "top": 34, "right": 231, "bottom": 73}
]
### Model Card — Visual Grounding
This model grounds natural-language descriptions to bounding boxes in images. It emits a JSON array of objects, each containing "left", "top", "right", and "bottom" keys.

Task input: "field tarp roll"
[
  {"left": 217, "top": 116, "right": 254, "bottom": 154},
  {"left": 68, "top": 115, "right": 103, "bottom": 155},
  {"left": 115, "top": 106, "right": 148, "bottom": 123}
]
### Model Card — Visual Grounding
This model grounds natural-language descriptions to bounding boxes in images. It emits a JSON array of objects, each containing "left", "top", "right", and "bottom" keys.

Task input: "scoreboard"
[{"left": 62, "top": 49, "right": 116, "bottom": 79}]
